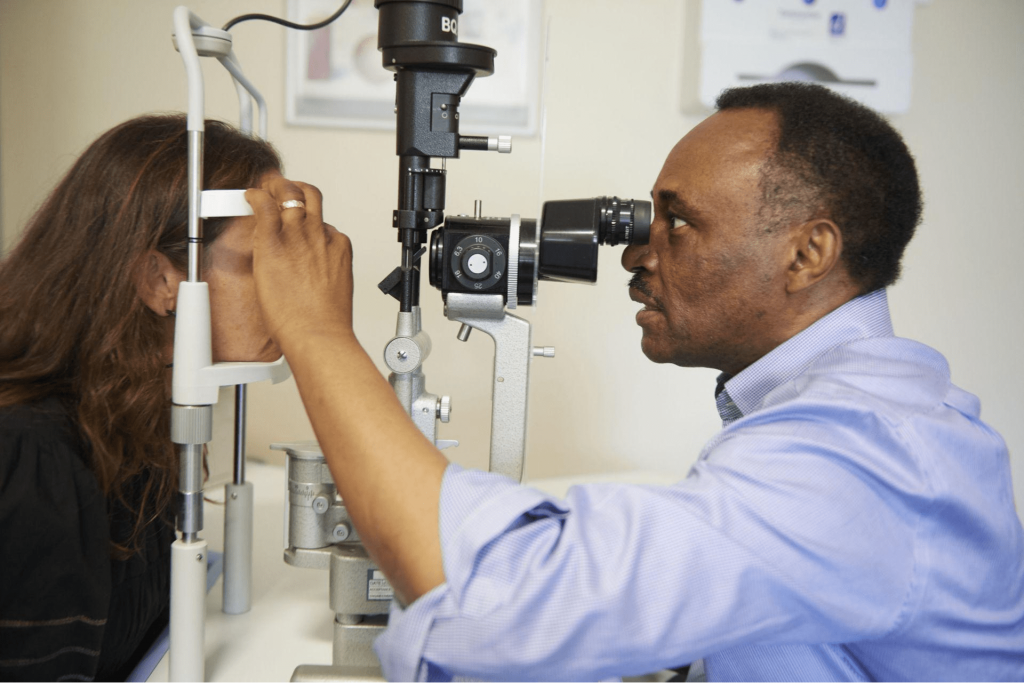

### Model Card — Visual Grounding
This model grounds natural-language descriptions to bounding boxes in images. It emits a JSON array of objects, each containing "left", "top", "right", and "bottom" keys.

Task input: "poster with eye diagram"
[
  {"left": 286, "top": 0, "right": 543, "bottom": 134},
  {"left": 700, "top": 0, "right": 919, "bottom": 113}
]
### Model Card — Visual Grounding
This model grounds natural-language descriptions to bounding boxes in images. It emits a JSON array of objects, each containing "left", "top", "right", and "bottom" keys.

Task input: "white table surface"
[{"left": 147, "top": 460, "right": 678, "bottom": 682}]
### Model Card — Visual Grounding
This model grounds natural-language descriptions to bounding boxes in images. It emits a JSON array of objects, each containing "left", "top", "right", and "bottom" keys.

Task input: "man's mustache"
[{"left": 628, "top": 271, "right": 655, "bottom": 300}]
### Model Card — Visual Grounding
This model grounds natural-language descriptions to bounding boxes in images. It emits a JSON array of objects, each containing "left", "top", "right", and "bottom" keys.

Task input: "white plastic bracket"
[
  {"left": 200, "top": 189, "right": 254, "bottom": 218},
  {"left": 171, "top": 279, "right": 290, "bottom": 407}
]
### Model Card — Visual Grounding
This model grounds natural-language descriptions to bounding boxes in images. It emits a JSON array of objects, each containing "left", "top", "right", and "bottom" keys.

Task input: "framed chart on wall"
[
  {"left": 286, "top": 0, "right": 543, "bottom": 135},
  {"left": 700, "top": 0, "right": 917, "bottom": 114}
]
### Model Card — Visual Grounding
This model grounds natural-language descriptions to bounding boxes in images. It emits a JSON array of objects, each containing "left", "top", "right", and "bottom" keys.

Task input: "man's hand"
[
  {"left": 246, "top": 175, "right": 353, "bottom": 353},
  {"left": 245, "top": 174, "right": 448, "bottom": 606}
]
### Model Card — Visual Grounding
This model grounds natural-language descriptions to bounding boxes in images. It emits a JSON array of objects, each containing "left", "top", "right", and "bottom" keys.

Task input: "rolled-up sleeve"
[
  {"left": 376, "top": 410, "right": 922, "bottom": 682},
  {"left": 375, "top": 464, "right": 561, "bottom": 681}
]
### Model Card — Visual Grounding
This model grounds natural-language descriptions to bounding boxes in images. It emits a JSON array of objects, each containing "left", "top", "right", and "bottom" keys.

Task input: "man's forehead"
[{"left": 655, "top": 109, "right": 778, "bottom": 193}]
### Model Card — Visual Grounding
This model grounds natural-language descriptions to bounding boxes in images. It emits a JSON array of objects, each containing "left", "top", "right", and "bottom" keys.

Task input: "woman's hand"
[{"left": 246, "top": 175, "right": 353, "bottom": 353}]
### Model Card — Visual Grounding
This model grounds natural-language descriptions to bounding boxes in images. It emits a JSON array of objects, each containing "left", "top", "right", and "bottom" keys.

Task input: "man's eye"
[{"left": 671, "top": 216, "right": 688, "bottom": 229}]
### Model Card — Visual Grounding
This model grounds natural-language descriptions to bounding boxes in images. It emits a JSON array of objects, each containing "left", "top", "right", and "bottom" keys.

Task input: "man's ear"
[
  {"left": 785, "top": 219, "right": 843, "bottom": 294},
  {"left": 135, "top": 250, "right": 185, "bottom": 316}
]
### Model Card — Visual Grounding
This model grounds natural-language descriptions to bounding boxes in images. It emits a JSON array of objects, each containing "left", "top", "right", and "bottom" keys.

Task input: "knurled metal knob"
[
  {"left": 437, "top": 396, "right": 452, "bottom": 423},
  {"left": 312, "top": 496, "right": 330, "bottom": 514},
  {"left": 170, "top": 404, "right": 213, "bottom": 444}
]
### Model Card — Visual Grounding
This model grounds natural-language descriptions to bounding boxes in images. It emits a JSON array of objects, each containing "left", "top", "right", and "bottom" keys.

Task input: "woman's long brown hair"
[{"left": 0, "top": 114, "right": 281, "bottom": 556}]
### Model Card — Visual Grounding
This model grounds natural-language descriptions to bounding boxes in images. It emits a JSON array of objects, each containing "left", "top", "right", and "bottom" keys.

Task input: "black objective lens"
[{"left": 537, "top": 197, "right": 651, "bottom": 284}]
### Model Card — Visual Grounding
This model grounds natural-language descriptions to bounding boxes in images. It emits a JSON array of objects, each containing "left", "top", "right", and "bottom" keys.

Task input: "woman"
[{"left": 0, "top": 114, "right": 282, "bottom": 681}]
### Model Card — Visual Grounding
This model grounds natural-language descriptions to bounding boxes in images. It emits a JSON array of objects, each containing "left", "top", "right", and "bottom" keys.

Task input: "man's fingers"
[
  {"left": 263, "top": 174, "right": 306, "bottom": 204},
  {"left": 246, "top": 187, "right": 283, "bottom": 243},
  {"left": 247, "top": 175, "right": 356, "bottom": 348},
  {"left": 263, "top": 175, "right": 308, "bottom": 228},
  {"left": 295, "top": 181, "right": 324, "bottom": 223}
]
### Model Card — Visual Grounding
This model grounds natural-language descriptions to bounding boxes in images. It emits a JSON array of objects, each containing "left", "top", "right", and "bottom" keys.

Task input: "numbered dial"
[{"left": 450, "top": 235, "right": 506, "bottom": 291}]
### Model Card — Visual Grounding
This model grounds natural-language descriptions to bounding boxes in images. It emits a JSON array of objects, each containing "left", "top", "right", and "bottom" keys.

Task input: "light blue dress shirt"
[{"left": 375, "top": 289, "right": 1024, "bottom": 681}]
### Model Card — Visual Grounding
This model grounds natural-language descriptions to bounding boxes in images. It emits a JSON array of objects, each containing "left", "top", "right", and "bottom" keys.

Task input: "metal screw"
[
  {"left": 440, "top": 103, "right": 448, "bottom": 111},
  {"left": 441, "top": 112, "right": 448, "bottom": 119},
  {"left": 397, "top": 350, "right": 408, "bottom": 361},
  {"left": 454, "top": 113, "right": 459, "bottom": 120},
  {"left": 230, "top": 492, "right": 238, "bottom": 500},
  {"left": 312, "top": 496, "right": 329, "bottom": 514},
  {"left": 196, "top": 553, "right": 204, "bottom": 562},
  {"left": 332, "top": 524, "right": 350, "bottom": 542}
]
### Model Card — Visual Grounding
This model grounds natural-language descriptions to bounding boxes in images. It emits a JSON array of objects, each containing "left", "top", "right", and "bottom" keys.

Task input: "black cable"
[{"left": 223, "top": 0, "right": 352, "bottom": 32}]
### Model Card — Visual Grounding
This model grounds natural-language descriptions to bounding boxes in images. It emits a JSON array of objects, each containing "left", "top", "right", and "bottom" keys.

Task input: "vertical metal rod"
[
  {"left": 397, "top": 155, "right": 429, "bottom": 313},
  {"left": 187, "top": 130, "right": 205, "bottom": 283},
  {"left": 233, "top": 385, "right": 246, "bottom": 484},
  {"left": 177, "top": 442, "right": 205, "bottom": 544},
  {"left": 224, "top": 386, "right": 252, "bottom": 615}
]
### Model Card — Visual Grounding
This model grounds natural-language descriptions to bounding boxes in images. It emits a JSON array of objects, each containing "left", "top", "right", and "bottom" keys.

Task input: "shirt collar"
[{"left": 715, "top": 288, "right": 894, "bottom": 424}]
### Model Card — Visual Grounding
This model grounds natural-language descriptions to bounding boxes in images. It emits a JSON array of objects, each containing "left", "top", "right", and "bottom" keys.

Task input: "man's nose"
[{"left": 622, "top": 239, "right": 654, "bottom": 274}]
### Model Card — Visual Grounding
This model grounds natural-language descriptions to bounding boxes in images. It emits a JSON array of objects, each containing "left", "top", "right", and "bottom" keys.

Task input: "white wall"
[{"left": 2, "top": 1, "right": 1021, "bottom": 521}]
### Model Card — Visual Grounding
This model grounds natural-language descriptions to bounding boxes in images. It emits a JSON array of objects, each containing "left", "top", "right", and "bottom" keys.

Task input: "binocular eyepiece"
[{"left": 429, "top": 196, "right": 651, "bottom": 306}]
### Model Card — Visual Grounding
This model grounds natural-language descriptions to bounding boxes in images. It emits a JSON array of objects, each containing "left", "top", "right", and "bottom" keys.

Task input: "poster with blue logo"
[{"left": 699, "top": 0, "right": 918, "bottom": 113}]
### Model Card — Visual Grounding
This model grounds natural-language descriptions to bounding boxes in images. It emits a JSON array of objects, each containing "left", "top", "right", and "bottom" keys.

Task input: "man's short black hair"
[{"left": 716, "top": 83, "right": 922, "bottom": 292}]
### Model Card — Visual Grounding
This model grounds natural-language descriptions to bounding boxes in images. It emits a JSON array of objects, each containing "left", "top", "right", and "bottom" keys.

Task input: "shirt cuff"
[{"left": 374, "top": 583, "right": 450, "bottom": 682}]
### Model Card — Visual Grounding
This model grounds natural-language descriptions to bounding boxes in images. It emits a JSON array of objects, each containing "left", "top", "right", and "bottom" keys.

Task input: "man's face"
[{"left": 621, "top": 108, "right": 796, "bottom": 375}]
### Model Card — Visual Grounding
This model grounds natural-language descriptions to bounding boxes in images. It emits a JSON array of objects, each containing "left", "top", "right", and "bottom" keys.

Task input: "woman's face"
[{"left": 204, "top": 172, "right": 282, "bottom": 363}]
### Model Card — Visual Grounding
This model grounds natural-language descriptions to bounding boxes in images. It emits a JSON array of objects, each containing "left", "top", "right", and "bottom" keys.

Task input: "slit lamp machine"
[{"left": 167, "top": 2, "right": 651, "bottom": 680}]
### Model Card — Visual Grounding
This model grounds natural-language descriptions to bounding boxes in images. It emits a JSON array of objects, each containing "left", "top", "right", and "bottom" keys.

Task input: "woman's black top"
[{"left": 0, "top": 399, "right": 174, "bottom": 681}]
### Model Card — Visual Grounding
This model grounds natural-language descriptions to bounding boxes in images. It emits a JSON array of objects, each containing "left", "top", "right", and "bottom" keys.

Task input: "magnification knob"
[
  {"left": 461, "top": 245, "right": 492, "bottom": 280},
  {"left": 437, "top": 396, "right": 452, "bottom": 423},
  {"left": 450, "top": 234, "right": 506, "bottom": 292}
]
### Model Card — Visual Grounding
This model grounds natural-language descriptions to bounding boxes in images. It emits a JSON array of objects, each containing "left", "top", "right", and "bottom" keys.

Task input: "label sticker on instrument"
[{"left": 367, "top": 569, "right": 394, "bottom": 601}]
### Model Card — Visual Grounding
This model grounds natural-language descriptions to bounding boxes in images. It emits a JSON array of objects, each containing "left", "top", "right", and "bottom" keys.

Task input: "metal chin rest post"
[{"left": 169, "top": 7, "right": 290, "bottom": 681}]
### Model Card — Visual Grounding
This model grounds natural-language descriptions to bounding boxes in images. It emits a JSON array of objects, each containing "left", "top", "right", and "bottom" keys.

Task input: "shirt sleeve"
[
  {"left": 375, "top": 405, "right": 925, "bottom": 682},
  {"left": 0, "top": 423, "right": 111, "bottom": 681}
]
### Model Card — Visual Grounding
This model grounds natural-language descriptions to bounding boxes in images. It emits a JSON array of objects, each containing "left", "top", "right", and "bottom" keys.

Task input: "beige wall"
[{"left": 2, "top": 1, "right": 1022, "bottom": 519}]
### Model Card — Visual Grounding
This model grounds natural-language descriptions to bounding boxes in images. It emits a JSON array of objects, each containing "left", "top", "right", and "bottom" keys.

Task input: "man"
[{"left": 246, "top": 83, "right": 1024, "bottom": 681}]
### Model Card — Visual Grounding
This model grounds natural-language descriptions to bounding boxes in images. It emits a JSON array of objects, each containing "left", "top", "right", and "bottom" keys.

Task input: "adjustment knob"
[
  {"left": 461, "top": 246, "right": 492, "bottom": 280},
  {"left": 332, "top": 522, "right": 351, "bottom": 542},
  {"left": 450, "top": 234, "right": 506, "bottom": 292},
  {"left": 491, "top": 135, "right": 512, "bottom": 154},
  {"left": 437, "top": 396, "right": 452, "bottom": 423}
]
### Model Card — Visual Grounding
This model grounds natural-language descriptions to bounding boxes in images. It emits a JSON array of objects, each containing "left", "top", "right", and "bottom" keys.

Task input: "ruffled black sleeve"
[{"left": 0, "top": 402, "right": 111, "bottom": 682}]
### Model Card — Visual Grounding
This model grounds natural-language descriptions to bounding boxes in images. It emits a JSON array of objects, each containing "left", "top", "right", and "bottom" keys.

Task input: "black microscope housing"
[
  {"left": 376, "top": 1, "right": 651, "bottom": 309},
  {"left": 428, "top": 197, "right": 651, "bottom": 305}
]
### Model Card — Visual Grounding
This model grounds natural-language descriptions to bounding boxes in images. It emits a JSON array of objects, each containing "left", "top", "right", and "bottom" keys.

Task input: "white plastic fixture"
[{"left": 169, "top": 8, "right": 289, "bottom": 682}]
